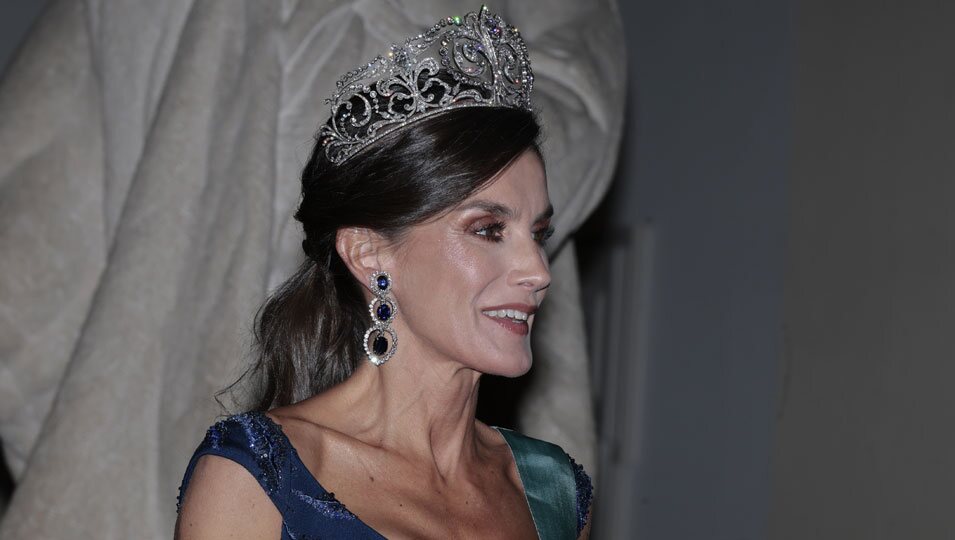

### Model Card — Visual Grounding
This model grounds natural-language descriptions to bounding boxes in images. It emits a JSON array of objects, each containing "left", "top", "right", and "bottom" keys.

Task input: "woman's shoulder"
[
  {"left": 177, "top": 411, "right": 376, "bottom": 538},
  {"left": 192, "top": 411, "right": 287, "bottom": 457},
  {"left": 175, "top": 412, "right": 289, "bottom": 539},
  {"left": 178, "top": 412, "right": 291, "bottom": 500}
]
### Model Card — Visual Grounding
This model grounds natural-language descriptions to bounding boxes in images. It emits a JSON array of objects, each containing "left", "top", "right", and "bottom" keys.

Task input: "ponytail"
[{"left": 242, "top": 252, "right": 365, "bottom": 409}]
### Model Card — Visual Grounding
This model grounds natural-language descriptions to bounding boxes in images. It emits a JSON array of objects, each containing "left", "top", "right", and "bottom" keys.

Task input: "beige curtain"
[{"left": 0, "top": 1, "right": 624, "bottom": 537}]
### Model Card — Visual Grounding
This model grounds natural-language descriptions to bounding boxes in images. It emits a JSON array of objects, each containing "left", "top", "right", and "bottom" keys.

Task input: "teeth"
[{"left": 483, "top": 309, "right": 529, "bottom": 321}]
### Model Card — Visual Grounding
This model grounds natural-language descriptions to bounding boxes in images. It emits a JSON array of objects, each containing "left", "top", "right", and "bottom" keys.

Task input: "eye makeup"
[
  {"left": 459, "top": 200, "right": 554, "bottom": 246},
  {"left": 473, "top": 220, "right": 507, "bottom": 242},
  {"left": 533, "top": 224, "right": 555, "bottom": 246},
  {"left": 469, "top": 218, "right": 554, "bottom": 247}
]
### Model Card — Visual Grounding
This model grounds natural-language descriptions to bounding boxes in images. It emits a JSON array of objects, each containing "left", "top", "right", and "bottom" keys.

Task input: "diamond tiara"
[{"left": 318, "top": 5, "right": 534, "bottom": 165}]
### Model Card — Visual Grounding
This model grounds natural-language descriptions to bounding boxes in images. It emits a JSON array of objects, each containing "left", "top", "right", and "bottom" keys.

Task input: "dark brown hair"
[{"left": 231, "top": 106, "right": 542, "bottom": 411}]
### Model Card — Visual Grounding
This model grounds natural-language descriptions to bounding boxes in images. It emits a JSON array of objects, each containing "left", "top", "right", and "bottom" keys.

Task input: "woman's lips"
[
  {"left": 485, "top": 315, "right": 529, "bottom": 336},
  {"left": 481, "top": 303, "right": 536, "bottom": 337}
]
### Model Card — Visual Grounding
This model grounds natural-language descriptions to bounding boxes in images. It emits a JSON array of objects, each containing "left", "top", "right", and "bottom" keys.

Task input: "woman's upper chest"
[
  {"left": 294, "top": 426, "right": 539, "bottom": 539},
  {"left": 340, "top": 481, "right": 539, "bottom": 539}
]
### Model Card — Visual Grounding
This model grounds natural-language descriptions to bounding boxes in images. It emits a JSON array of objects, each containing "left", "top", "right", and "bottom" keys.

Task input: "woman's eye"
[
  {"left": 473, "top": 221, "right": 554, "bottom": 246},
  {"left": 534, "top": 226, "right": 555, "bottom": 246},
  {"left": 475, "top": 222, "right": 506, "bottom": 242}
]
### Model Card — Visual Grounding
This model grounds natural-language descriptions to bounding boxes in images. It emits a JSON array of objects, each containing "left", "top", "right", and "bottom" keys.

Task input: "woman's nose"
[{"left": 511, "top": 237, "right": 551, "bottom": 292}]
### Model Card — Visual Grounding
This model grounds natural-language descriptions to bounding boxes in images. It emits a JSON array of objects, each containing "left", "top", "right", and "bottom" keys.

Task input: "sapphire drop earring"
[{"left": 363, "top": 271, "right": 397, "bottom": 365}]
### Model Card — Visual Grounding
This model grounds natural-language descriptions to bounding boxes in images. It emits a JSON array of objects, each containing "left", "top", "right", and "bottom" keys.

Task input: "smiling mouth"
[
  {"left": 481, "top": 308, "right": 533, "bottom": 336},
  {"left": 482, "top": 308, "right": 530, "bottom": 321}
]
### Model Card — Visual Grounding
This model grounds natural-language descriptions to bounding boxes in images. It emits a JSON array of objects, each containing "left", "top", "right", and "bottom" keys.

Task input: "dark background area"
[{"left": 577, "top": 0, "right": 788, "bottom": 537}]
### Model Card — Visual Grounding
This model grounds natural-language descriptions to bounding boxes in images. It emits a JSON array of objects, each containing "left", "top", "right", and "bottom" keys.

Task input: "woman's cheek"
[{"left": 443, "top": 238, "right": 491, "bottom": 283}]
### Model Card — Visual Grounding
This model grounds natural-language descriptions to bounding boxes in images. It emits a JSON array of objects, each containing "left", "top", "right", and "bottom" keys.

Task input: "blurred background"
[
  {"left": 0, "top": 0, "right": 48, "bottom": 522},
  {"left": 4, "top": 0, "right": 955, "bottom": 539}
]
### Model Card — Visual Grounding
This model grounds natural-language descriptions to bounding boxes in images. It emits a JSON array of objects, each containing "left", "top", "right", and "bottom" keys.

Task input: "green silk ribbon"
[{"left": 496, "top": 427, "right": 578, "bottom": 540}]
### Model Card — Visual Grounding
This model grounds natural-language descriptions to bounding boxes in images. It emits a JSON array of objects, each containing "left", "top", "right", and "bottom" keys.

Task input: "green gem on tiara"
[{"left": 452, "top": 15, "right": 462, "bottom": 25}]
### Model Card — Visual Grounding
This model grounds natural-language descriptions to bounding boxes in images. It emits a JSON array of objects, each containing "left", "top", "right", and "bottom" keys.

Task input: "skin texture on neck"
[{"left": 282, "top": 352, "right": 486, "bottom": 481}]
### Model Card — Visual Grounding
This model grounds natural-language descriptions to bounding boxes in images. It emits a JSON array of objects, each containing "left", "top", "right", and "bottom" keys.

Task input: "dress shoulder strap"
[
  {"left": 177, "top": 412, "right": 293, "bottom": 515},
  {"left": 496, "top": 428, "right": 580, "bottom": 540}
]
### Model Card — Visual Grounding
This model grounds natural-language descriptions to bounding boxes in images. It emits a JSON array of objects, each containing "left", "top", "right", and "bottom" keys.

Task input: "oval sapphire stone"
[
  {"left": 373, "top": 335, "right": 388, "bottom": 356},
  {"left": 376, "top": 275, "right": 390, "bottom": 291},
  {"left": 376, "top": 303, "right": 392, "bottom": 321}
]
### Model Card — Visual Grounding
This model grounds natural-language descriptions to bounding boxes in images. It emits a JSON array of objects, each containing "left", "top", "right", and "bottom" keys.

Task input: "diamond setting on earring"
[
  {"left": 363, "top": 325, "right": 397, "bottom": 366},
  {"left": 364, "top": 271, "right": 397, "bottom": 366}
]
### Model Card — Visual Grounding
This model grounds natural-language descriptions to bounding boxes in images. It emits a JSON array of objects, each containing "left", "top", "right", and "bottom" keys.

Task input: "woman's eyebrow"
[
  {"left": 458, "top": 201, "right": 553, "bottom": 222},
  {"left": 458, "top": 200, "right": 514, "bottom": 218},
  {"left": 534, "top": 204, "right": 554, "bottom": 223}
]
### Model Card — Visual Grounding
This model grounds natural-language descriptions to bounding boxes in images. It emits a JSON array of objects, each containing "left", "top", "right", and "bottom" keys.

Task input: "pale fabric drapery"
[{"left": 0, "top": 1, "right": 624, "bottom": 537}]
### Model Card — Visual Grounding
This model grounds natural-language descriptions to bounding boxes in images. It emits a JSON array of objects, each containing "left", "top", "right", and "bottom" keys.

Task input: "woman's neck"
[{"left": 299, "top": 342, "right": 486, "bottom": 480}]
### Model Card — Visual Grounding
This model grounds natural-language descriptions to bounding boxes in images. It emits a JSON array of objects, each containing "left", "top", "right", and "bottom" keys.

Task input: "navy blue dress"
[{"left": 177, "top": 412, "right": 593, "bottom": 539}]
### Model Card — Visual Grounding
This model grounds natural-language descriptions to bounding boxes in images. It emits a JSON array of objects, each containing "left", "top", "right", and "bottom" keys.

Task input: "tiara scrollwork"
[{"left": 317, "top": 5, "right": 534, "bottom": 165}]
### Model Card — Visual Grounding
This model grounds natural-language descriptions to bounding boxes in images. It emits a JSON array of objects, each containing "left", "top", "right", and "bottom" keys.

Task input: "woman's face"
[{"left": 389, "top": 149, "right": 552, "bottom": 377}]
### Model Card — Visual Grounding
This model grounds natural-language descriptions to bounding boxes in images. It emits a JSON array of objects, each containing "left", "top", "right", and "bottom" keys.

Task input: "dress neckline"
[
  {"left": 251, "top": 411, "right": 386, "bottom": 538},
  {"left": 250, "top": 411, "right": 532, "bottom": 539}
]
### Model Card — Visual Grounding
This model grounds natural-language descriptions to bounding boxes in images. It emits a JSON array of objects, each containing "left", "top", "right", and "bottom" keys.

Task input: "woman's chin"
[{"left": 480, "top": 354, "right": 533, "bottom": 378}]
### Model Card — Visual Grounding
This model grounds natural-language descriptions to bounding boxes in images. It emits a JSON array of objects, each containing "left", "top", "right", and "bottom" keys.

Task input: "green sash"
[{"left": 496, "top": 427, "right": 578, "bottom": 540}]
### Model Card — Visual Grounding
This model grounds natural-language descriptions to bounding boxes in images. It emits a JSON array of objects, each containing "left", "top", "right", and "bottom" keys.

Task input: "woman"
[{"left": 175, "top": 6, "right": 592, "bottom": 539}]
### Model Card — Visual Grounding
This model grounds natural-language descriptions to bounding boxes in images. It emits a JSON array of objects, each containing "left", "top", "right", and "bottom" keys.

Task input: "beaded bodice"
[{"left": 177, "top": 412, "right": 592, "bottom": 539}]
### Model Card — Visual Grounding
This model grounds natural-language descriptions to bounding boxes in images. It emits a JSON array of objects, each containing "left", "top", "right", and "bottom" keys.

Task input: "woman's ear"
[{"left": 335, "top": 227, "right": 388, "bottom": 290}]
